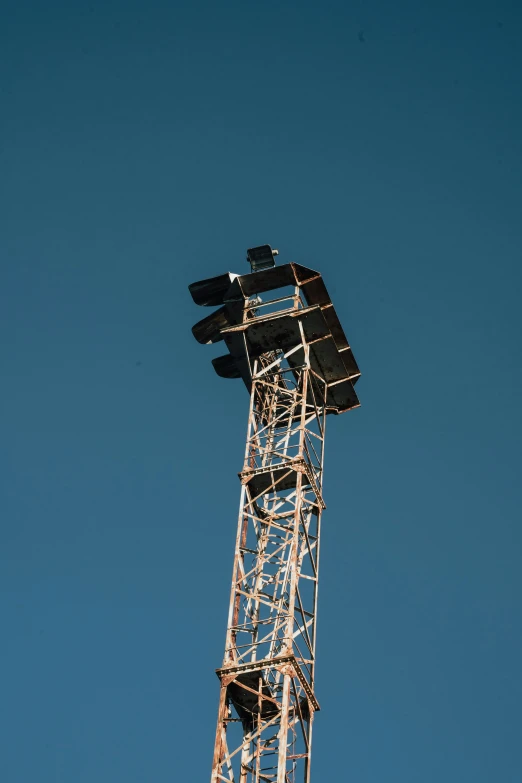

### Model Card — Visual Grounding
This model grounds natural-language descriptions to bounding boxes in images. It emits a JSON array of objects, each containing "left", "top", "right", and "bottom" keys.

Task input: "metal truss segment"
[{"left": 211, "top": 350, "right": 325, "bottom": 783}]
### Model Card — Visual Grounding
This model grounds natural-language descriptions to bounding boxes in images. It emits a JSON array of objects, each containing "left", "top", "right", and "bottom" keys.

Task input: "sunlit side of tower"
[{"left": 189, "top": 246, "right": 361, "bottom": 783}]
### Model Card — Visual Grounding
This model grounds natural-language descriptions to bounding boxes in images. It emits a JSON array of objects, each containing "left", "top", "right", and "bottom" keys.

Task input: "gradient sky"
[{"left": 2, "top": 1, "right": 522, "bottom": 781}]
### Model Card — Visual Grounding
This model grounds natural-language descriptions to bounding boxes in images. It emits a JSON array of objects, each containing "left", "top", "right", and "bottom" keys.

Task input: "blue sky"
[{"left": 1, "top": 1, "right": 521, "bottom": 781}]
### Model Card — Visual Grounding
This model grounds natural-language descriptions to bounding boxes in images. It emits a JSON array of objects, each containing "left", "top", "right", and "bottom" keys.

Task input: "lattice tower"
[{"left": 189, "top": 248, "right": 361, "bottom": 783}]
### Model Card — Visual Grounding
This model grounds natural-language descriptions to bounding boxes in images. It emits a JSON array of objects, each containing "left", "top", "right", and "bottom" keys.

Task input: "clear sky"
[{"left": 2, "top": 1, "right": 521, "bottom": 781}]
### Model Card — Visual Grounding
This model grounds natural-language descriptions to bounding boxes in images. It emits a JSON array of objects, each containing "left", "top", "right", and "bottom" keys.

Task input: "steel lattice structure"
[{"left": 189, "top": 247, "right": 361, "bottom": 783}]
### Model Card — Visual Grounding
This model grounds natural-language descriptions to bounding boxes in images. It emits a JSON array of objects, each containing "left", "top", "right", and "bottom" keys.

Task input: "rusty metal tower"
[{"left": 189, "top": 245, "right": 361, "bottom": 783}]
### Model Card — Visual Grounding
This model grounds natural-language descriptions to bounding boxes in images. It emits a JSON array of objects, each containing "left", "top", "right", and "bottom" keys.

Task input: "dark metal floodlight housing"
[
  {"left": 247, "top": 244, "right": 279, "bottom": 272},
  {"left": 188, "top": 247, "right": 361, "bottom": 415}
]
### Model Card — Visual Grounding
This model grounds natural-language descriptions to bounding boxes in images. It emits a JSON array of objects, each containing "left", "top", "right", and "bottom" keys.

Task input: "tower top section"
[{"left": 188, "top": 246, "right": 361, "bottom": 415}]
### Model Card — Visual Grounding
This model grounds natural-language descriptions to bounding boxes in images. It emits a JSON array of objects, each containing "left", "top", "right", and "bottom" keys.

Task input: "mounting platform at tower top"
[{"left": 189, "top": 260, "right": 361, "bottom": 415}]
